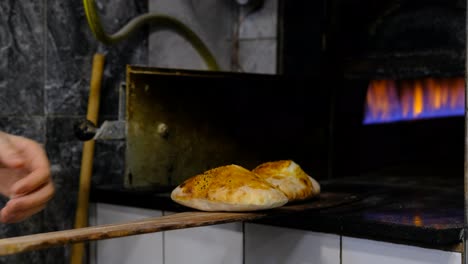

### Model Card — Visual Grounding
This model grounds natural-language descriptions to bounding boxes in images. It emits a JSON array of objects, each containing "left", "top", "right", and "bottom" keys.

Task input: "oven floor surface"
[{"left": 91, "top": 175, "right": 463, "bottom": 250}]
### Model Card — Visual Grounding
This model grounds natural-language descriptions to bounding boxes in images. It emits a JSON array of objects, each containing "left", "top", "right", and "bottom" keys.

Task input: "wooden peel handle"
[
  {"left": 0, "top": 211, "right": 262, "bottom": 257},
  {"left": 0, "top": 192, "right": 357, "bottom": 257}
]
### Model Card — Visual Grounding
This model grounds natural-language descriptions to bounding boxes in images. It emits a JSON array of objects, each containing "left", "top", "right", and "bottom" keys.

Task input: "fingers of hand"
[
  {"left": 7, "top": 135, "right": 49, "bottom": 172},
  {"left": 0, "top": 167, "right": 28, "bottom": 197},
  {"left": 0, "top": 133, "right": 54, "bottom": 223},
  {"left": 10, "top": 166, "right": 51, "bottom": 198},
  {"left": 0, "top": 133, "right": 24, "bottom": 168},
  {"left": 0, "top": 204, "right": 46, "bottom": 224},
  {"left": 0, "top": 182, "right": 55, "bottom": 223},
  {"left": 4, "top": 135, "right": 51, "bottom": 197}
]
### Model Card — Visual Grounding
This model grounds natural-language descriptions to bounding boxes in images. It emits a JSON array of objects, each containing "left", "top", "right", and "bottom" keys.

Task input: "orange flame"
[
  {"left": 413, "top": 215, "right": 423, "bottom": 227},
  {"left": 364, "top": 77, "right": 465, "bottom": 124}
]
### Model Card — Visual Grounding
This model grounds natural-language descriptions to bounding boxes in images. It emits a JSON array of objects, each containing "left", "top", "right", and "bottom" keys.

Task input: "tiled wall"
[
  {"left": 0, "top": 0, "right": 277, "bottom": 263},
  {"left": 149, "top": 0, "right": 278, "bottom": 74},
  {"left": 0, "top": 0, "right": 147, "bottom": 263},
  {"left": 91, "top": 204, "right": 462, "bottom": 264},
  {"left": 90, "top": 204, "right": 163, "bottom": 264}
]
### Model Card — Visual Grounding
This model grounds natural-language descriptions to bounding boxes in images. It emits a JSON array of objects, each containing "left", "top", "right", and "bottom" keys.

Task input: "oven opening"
[
  {"left": 332, "top": 78, "right": 465, "bottom": 185},
  {"left": 330, "top": 0, "right": 466, "bottom": 186},
  {"left": 353, "top": 79, "right": 465, "bottom": 181}
]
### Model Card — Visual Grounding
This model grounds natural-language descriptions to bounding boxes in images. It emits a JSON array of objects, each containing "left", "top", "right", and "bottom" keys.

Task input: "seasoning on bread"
[
  {"left": 171, "top": 164, "right": 288, "bottom": 211},
  {"left": 252, "top": 160, "right": 320, "bottom": 202}
]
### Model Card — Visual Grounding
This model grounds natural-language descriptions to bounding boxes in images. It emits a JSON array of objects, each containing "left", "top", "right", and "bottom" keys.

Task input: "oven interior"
[
  {"left": 327, "top": 0, "right": 465, "bottom": 188},
  {"left": 121, "top": 0, "right": 465, "bottom": 195},
  {"left": 71, "top": 0, "right": 466, "bottom": 249},
  {"left": 124, "top": 67, "right": 329, "bottom": 189}
]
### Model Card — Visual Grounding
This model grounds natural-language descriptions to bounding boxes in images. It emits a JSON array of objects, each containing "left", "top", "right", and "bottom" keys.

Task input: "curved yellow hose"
[{"left": 83, "top": 0, "right": 220, "bottom": 71}]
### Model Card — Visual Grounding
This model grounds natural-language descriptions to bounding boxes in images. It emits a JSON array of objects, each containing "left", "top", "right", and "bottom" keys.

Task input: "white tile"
[
  {"left": 342, "top": 236, "right": 462, "bottom": 264},
  {"left": 94, "top": 203, "right": 163, "bottom": 264},
  {"left": 89, "top": 203, "right": 97, "bottom": 264},
  {"left": 238, "top": 39, "right": 277, "bottom": 74},
  {"left": 245, "top": 223, "right": 340, "bottom": 264},
  {"left": 239, "top": 0, "right": 278, "bottom": 39},
  {"left": 163, "top": 211, "right": 243, "bottom": 264},
  {"left": 148, "top": 0, "right": 233, "bottom": 70}
]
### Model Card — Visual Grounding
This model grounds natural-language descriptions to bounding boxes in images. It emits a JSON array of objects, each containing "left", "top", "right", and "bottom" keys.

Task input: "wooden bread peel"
[{"left": 0, "top": 192, "right": 359, "bottom": 256}]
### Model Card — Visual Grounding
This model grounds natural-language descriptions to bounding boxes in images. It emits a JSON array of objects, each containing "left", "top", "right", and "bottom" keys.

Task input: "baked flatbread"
[
  {"left": 171, "top": 164, "right": 288, "bottom": 211},
  {"left": 252, "top": 160, "right": 320, "bottom": 202}
]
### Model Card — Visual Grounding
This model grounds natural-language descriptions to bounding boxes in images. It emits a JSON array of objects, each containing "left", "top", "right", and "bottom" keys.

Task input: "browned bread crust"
[
  {"left": 171, "top": 164, "right": 288, "bottom": 211},
  {"left": 252, "top": 160, "right": 320, "bottom": 202}
]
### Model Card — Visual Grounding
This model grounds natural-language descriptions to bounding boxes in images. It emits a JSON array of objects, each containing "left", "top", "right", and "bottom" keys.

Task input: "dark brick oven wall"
[{"left": 0, "top": 0, "right": 147, "bottom": 263}]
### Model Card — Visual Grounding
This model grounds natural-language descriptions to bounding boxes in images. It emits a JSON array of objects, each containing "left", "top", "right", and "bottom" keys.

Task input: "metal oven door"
[{"left": 76, "top": 65, "right": 331, "bottom": 190}]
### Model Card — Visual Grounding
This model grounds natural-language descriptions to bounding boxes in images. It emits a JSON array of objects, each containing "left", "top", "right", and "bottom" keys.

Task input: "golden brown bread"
[
  {"left": 252, "top": 160, "right": 320, "bottom": 202},
  {"left": 171, "top": 164, "right": 288, "bottom": 211}
]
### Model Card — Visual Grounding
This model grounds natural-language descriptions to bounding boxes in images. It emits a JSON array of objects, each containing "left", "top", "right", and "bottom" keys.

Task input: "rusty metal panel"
[{"left": 125, "top": 65, "right": 327, "bottom": 189}]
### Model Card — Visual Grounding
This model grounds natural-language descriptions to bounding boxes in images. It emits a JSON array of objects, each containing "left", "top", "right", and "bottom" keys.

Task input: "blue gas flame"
[{"left": 363, "top": 78, "right": 465, "bottom": 124}]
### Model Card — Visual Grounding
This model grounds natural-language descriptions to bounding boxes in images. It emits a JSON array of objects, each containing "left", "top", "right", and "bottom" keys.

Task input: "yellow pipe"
[
  {"left": 70, "top": 53, "right": 105, "bottom": 264},
  {"left": 83, "top": 0, "right": 220, "bottom": 71}
]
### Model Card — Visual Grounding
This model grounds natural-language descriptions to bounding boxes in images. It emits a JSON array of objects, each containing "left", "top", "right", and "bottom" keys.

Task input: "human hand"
[{"left": 0, "top": 132, "right": 55, "bottom": 223}]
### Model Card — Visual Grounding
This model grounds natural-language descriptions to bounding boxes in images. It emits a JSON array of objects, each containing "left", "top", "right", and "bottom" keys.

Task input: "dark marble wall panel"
[
  {"left": 46, "top": 0, "right": 148, "bottom": 117},
  {"left": 46, "top": 0, "right": 97, "bottom": 116},
  {"left": 93, "top": 140, "right": 126, "bottom": 186},
  {"left": 45, "top": 117, "right": 83, "bottom": 186},
  {"left": 0, "top": 117, "right": 46, "bottom": 143},
  {"left": 42, "top": 1, "right": 148, "bottom": 262},
  {"left": 0, "top": 0, "right": 147, "bottom": 262},
  {"left": 45, "top": 52, "right": 93, "bottom": 116},
  {"left": 0, "top": 0, "right": 45, "bottom": 116}
]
